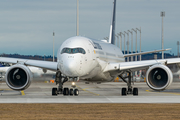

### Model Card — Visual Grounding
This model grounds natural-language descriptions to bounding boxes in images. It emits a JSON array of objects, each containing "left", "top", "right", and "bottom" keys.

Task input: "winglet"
[{"left": 108, "top": 0, "right": 116, "bottom": 44}]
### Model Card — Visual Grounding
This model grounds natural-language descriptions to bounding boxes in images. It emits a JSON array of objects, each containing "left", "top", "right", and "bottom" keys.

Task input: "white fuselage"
[{"left": 57, "top": 36, "right": 125, "bottom": 82}]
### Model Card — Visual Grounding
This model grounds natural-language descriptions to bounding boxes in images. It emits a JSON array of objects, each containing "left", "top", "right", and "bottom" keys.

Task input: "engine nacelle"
[
  {"left": 146, "top": 64, "right": 173, "bottom": 91},
  {"left": 5, "top": 64, "right": 33, "bottom": 91}
]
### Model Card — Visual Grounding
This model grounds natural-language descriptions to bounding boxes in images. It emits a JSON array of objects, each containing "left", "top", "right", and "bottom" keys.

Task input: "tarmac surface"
[{"left": 1, "top": 81, "right": 180, "bottom": 103}]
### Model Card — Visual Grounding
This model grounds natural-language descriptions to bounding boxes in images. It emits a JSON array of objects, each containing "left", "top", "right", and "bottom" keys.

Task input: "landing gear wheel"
[
  {"left": 52, "top": 88, "right": 58, "bottom": 96},
  {"left": 133, "top": 88, "right": 138, "bottom": 96},
  {"left": 70, "top": 89, "right": 74, "bottom": 96},
  {"left": 74, "top": 89, "right": 79, "bottom": 96},
  {"left": 63, "top": 88, "right": 69, "bottom": 96},
  {"left": 58, "top": 88, "right": 63, "bottom": 94},
  {"left": 121, "top": 88, "right": 127, "bottom": 96}
]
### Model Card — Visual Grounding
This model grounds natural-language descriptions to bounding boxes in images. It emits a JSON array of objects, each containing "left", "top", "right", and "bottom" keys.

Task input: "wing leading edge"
[
  {"left": 103, "top": 58, "right": 180, "bottom": 73},
  {"left": 0, "top": 57, "right": 58, "bottom": 71}
]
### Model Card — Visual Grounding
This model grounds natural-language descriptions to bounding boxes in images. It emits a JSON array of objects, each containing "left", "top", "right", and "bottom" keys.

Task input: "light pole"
[
  {"left": 128, "top": 30, "right": 133, "bottom": 61},
  {"left": 77, "top": 0, "right": 79, "bottom": 36},
  {"left": 136, "top": 27, "right": 141, "bottom": 61},
  {"left": 53, "top": 31, "right": 55, "bottom": 62},
  {"left": 120, "top": 32, "right": 125, "bottom": 53},
  {"left": 161, "top": 11, "right": 165, "bottom": 59},
  {"left": 177, "top": 41, "right": 179, "bottom": 58},
  {"left": 124, "top": 31, "right": 129, "bottom": 62},
  {"left": 115, "top": 35, "right": 119, "bottom": 47},
  {"left": 44, "top": 54, "right": 46, "bottom": 61},
  {"left": 132, "top": 28, "right": 137, "bottom": 61},
  {"left": 118, "top": 32, "right": 122, "bottom": 50},
  {"left": 132, "top": 28, "right": 138, "bottom": 76}
]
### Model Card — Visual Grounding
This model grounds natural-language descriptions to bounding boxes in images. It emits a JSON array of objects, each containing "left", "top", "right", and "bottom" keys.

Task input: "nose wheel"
[
  {"left": 52, "top": 86, "right": 79, "bottom": 96},
  {"left": 52, "top": 87, "right": 79, "bottom": 96},
  {"left": 52, "top": 88, "right": 58, "bottom": 96},
  {"left": 62, "top": 88, "right": 79, "bottom": 96},
  {"left": 74, "top": 89, "right": 79, "bottom": 96}
]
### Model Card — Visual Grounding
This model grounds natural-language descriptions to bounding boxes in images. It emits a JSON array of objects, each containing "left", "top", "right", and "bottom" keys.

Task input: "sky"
[{"left": 0, "top": 0, "right": 180, "bottom": 56}]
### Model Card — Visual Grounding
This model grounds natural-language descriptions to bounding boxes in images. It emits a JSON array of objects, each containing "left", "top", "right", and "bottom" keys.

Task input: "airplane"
[{"left": 0, "top": 0, "right": 179, "bottom": 96}]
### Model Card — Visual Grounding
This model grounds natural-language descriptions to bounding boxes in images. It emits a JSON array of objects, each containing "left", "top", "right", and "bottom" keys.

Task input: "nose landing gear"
[
  {"left": 52, "top": 71, "right": 79, "bottom": 96},
  {"left": 62, "top": 82, "right": 79, "bottom": 96}
]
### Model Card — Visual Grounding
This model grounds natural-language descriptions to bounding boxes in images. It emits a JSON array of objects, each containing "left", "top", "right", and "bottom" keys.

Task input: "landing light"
[{"left": 72, "top": 82, "right": 75, "bottom": 86}]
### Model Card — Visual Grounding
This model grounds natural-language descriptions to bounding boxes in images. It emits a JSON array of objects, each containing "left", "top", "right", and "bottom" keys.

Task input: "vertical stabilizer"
[{"left": 108, "top": 0, "right": 116, "bottom": 44}]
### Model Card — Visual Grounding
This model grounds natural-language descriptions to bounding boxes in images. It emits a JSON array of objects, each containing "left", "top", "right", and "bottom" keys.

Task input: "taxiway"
[{"left": 0, "top": 81, "right": 180, "bottom": 103}]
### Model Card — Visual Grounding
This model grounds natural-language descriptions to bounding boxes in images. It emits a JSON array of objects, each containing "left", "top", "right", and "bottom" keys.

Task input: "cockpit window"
[{"left": 61, "top": 48, "right": 86, "bottom": 54}]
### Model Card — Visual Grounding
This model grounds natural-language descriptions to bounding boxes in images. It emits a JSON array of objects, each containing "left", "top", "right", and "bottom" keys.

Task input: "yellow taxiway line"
[
  {"left": 76, "top": 85, "right": 99, "bottom": 96},
  {"left": 20, "top": 91, "right": 25, "bottom": 96},
  {"left": 0, "top": 89, "right": 25, "bottom": 96}
]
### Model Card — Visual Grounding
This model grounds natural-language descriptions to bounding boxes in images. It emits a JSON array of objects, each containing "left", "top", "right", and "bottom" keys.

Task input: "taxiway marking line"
[
  {"left": 0, "top": 89, "right": 12, "bottom": 91},
  {"left": 76, "top": 85, "right": 99, "bottom": 96},
  {"left": 0, "top": 89, "right": 25, "bottom": 96},
  {"left": 20, "top": 91, "right": 25, "bottom": 96},
  {"left": 146, "top": 89, "right": 180, "bottom": 95}
]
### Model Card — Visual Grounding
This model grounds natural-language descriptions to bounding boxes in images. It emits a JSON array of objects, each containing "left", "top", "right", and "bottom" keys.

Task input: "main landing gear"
[
  {"left": 52, "top": 71, "right": 79, "bottom": 96},
  {"left": 118, "top": 71, "right": 138, "bottom": 96}
]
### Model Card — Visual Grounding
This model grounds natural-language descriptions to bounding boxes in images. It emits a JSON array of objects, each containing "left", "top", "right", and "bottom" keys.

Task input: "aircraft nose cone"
[{"left": 64, "top": 60, "right": 78, "bottom": 76}]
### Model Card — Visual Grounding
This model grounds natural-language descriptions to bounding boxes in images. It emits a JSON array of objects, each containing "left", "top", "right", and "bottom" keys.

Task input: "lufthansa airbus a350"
[{"left": 0, "top": 0, "right": 178, "bottom": 96}]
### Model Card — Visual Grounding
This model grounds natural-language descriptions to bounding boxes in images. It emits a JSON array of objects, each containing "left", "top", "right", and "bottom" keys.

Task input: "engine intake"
[
  {"left": 146, "top": 64, "right": 173, "bottom": 91},
  {"left": 5, "top": 64, "right": 32, "bottom": 91}
]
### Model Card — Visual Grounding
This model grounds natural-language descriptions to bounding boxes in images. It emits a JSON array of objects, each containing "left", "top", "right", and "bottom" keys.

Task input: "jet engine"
[
  {"left": 146, "top": 64, "right": 173, "bottom": 91},
  {"left": 5, "top": 64, "right": 33, "bottom": 91}
]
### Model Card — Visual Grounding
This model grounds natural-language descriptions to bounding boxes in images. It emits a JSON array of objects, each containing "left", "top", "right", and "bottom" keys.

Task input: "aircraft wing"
[
  {"left": 123, "top": 48, "right": 171, "bottom": 57},
  {"left": 103, "top": 58, "right": 180, "bottom": 72},
  {"left": 0, "top": 67, "right": 9, "bottom": 72},
  {"left": 0, "top": 57, "right": 58, "bottom": 71}
]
